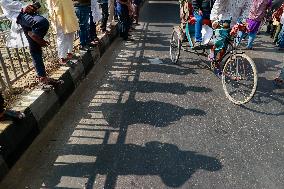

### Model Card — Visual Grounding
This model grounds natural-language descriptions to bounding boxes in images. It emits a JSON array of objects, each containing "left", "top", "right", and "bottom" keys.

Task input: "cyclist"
[{"left": 209, "top": 0, "right": 252, "bottom": 74}]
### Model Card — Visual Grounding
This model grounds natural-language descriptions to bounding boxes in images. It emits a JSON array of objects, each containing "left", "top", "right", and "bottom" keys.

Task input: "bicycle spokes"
[{"left": 222, "top": 54, "right": 258, "bottom": 105}]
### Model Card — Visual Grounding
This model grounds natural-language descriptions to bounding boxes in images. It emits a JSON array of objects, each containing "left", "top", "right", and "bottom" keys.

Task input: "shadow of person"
[
  {"left": 137, "top": 63, "right": 198, "bottom": 75},
  {"left": 110, "top": 80, "right": 212, "bottom": 94},
  {"left": 45, "top": 142, "right": 222, "bottom": 188},
  {"left": 97, "top": 99, "right": 206, "bottom": 128}
]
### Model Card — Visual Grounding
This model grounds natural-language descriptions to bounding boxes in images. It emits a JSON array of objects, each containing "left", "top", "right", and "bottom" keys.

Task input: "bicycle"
[{"left": 170, "top": 22, "right": 258, "bottom": 105}]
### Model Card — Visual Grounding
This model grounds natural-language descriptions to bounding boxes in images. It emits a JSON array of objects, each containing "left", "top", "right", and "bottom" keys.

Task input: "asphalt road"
[{"left": 1, "top": 0, "right": 283, "bottom": 188}]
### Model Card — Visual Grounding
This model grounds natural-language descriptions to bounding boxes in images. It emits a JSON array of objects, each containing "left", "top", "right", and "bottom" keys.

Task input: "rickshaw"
[{"left": 169, "top": 17, "right": 258, "bottom": 105}]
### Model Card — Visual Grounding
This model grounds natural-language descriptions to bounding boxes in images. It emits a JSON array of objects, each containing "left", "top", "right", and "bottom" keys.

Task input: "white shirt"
[
  {"left": 0, "top": 0, "right": 29, "bottom": 48},
  {"left": 0, "top": 0, "right": 24, "bottom": 21},
  {"left": 210, "top": 0, "right": 252, "bottom": 26},
  {"left": 280, "top": 12, "right": 284, "bottom": 24}
]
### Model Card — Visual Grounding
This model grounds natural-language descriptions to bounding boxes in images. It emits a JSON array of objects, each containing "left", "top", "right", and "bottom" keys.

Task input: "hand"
[
  {"left": 43, "top": 40, "right": 50, "bottom": 47},
  {"left": 212, "top": 21, "right": 219, "bottom": 29},
  {"left": 198, "top": 9, "right": 203, "bottom": 16},
  {"left": 22, "top": 5, "right": 36, "bottom": 14}
]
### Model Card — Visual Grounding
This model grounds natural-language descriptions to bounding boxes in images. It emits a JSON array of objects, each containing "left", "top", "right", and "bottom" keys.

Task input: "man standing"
[
  {"left": 0, "top": 0, "right": 62, "bottom": 89},
  {"left": 192, "top": 0, "right": 214, "bottom": 46},
  {"left": 98, "top": 0, "right": 109, "bottom": 33},
  {"left": 47, "top": 0, "right": 79, "bottom": 65},
  {"left": 238, "top": 0, "right": 272, "bottom": 49}
]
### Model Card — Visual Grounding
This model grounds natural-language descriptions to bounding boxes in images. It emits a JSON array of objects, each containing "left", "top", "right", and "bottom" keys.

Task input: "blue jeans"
[
  {"left": 194, "top": 12, "right": 210, "bottom": 42},
  {"left": 236, "top": 31, "right": 257, "bottom": 48},
  {"left": 90, "top": 13, "right": 98, "bottom": 40},
  {"left": 279, "top": 67, "right": 284, "bottom": 80},
  {"left": 117, "top": 3, "right": 130, "bottom": 39},
  {"left": 277, "top": 26, "right": 284, "bottom": 48},
  {"left": 100, "top": 3, "right": 109, "bottom": 30},
  {"left": 17, "top": 13, "right": 49, "bottom": 77},
  {"left": 75, "top": 5, "right": 91, "bottom": 46}
]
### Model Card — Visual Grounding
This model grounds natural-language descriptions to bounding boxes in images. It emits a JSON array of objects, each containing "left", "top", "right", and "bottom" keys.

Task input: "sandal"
[
  {"left": 67, "top": 53, "right": 80, "bottom": 60},
  {"left": 38, "top": 77, "right": 64, "bottom": 91},
  {"left": 60, "top": 59, "right": 77, "bottom": 68},
  {"left": 39, "top": 82, "right": 54, "bottom": 92},
  {"left": 0, "top": 110, "right": 25, "bottom": 121},
  {"left": 46, "top": 77, "right": 64, "bottom": 88},
  {"left": 89, "top": 39, "right": 100, "bottom": 46}
]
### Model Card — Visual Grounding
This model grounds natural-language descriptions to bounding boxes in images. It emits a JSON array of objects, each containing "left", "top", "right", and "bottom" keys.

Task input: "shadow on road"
[
  {"left": 10, "top": 6, "right": 222, "bottom": 189},
  {"left": 97, "top": 99, "right": 206, "bottom": 128},
  {"left": 44, "top": 142, "right": 222, "bottom": 188}
]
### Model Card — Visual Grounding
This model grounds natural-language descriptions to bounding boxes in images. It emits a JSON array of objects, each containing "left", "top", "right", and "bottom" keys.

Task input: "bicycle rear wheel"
[
  {"left": 222, "top": 53, "right": 257, "bottom": 105},
  {"left": 170, "top": 29, "right": 181, "bottom": 64}
]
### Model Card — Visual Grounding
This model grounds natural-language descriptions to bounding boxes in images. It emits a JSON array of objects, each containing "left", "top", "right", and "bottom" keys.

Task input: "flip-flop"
[
  {"left": 47, "top": 78, "right": 64, "bottom": 88},
  {"left": 39, "top": 83, "right": 54, "bottom": 92}
]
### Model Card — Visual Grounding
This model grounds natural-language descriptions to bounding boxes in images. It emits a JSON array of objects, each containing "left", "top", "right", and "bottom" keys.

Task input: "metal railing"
[{"left": 0, "top": 1, "right": 116, "bottom": 91}]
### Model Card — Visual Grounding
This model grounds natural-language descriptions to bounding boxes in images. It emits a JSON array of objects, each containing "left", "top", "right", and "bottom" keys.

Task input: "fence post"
[{"left": 0, "top": 50, "right": 12, "bottom": 89}]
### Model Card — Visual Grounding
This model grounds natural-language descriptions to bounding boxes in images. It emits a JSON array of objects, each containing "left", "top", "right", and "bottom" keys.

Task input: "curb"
[{"left": 0, "top": 22, "right": 118, "bottom": 181}]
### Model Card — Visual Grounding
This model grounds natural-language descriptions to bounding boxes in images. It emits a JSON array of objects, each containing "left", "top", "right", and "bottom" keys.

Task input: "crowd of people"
[
  {"left": 179, "top": 0, "right": 284, "bottom": 83},
  {"left": 0, "top": 0, "right": 141, "bottom": 121}
]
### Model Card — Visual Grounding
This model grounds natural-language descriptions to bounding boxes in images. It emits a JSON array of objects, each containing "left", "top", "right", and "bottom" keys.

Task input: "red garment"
[{"left": 273, "top": 3, "right": 284, "bottom": 21}]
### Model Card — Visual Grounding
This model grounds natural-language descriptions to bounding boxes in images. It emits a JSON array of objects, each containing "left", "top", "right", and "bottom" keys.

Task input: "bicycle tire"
[
  {"left": 222, "top": 53, "right": 258, "bottom": 105},
  {"left": 170, "top": 29, "right": 181, "bottom": 64}
]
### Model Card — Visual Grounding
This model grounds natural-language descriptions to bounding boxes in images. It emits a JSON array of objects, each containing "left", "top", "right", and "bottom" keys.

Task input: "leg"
[
  {"left": 56, "top": 25, "right": 68, "bottom": 60},
  {"left": 235, "top": 31, "right": 245, "bottom": 47},
  {"left": 273, "top": 24, "right": 283, "bottom": 43},
  {"left": 117, "top": 4, "right": 129, "bottom": 40},
  {"left": 247, "top": 32, "right": 257, "bottom": 49},
  {"left": 114, "top": 0, "right": 118, "bottom": 20},
  {"left": 277, "top": 27, "right": 284, "bottom": 48},
  {"left": 266, "top": 21, "right": 272, "bottom": 33},
  {"left": 101, "top": 3, "right": 109, "bottom": 31},
  {"left": 89, "top": 12, "right": 98, "bottom": 40},
  {"left": 20, "top": 28, "right": 46, "bottom": 77},
  {"left": 193, "top": 12, "right": 203, "bottom": 42},
  {"left": 75, "top": 6, "right": 91, "bottom": 47},
  {"left": 274, "top": 67, "right": 284, "bottom": 87},
  {"left": 66, "top": 32, "right": 75, "bottom": 54}
]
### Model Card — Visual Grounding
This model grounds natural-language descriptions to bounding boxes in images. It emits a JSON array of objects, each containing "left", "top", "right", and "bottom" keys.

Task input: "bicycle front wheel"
[
  {"left": 222, "top": 53, "right": 258, "bottom": 105},
  {"left": 170, "top": 29, "right": 181, "bottom": 64}
]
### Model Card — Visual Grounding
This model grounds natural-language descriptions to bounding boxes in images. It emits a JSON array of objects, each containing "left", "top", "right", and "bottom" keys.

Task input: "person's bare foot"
[{"left": 28, "top": 31, "right": 49, "bottom": 47}]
